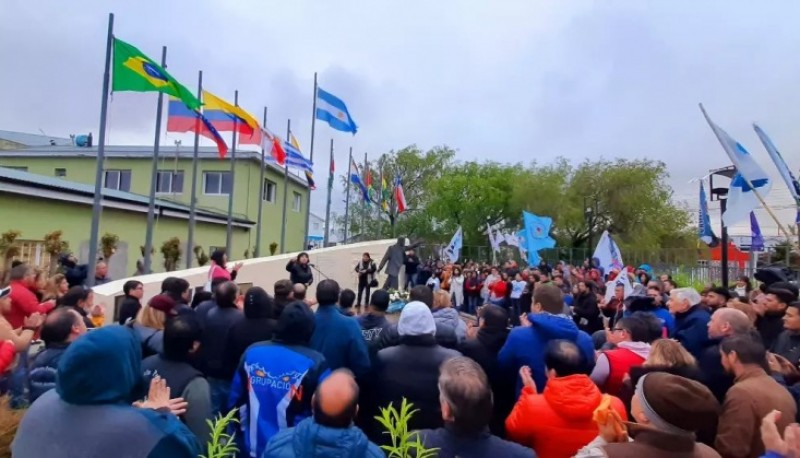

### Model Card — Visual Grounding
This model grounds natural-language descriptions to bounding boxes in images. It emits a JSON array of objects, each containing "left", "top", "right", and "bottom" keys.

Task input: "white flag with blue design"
[
  {"left": 443, "top": 227, "right": 463, "bottom": 263},
  {"left": 316, "top": 87, "right": 358, "bottom": 134},
  {"left": 699, "top": 105, "right": 772, "bottom": 226},
  {"left": 753, "top": 124, "right": 800, "bottom": 223}
]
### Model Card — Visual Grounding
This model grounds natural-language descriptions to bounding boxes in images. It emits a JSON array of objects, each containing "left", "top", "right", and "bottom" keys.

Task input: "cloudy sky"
[{"left": 2, "top": 0, "right": 799, "bottom": 238}]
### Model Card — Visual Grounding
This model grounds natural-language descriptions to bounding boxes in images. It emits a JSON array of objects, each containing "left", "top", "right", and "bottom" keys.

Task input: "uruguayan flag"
[
  {"left": 316, "top": 87, "right": 358, "bottom": 134},
  {"left": 700, "top": 105, "right": 772, "bottom": 226},
  {"left": 264, "top": 141, "right": 313, "bottom": 173}
]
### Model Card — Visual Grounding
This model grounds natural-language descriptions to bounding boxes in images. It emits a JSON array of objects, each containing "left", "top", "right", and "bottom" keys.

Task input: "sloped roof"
[
  {"left": 0, "top": 130, "right": 72, "bottom": 147},
  {"left": 0, "top": 166, "right": 254, "bottom": 225},
  {"left": 0, "top": 144, "right": 309, "bottom": 187}
]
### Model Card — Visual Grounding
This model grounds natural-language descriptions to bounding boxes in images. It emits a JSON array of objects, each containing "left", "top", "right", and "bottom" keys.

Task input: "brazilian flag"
[{"left": 112, "top": 38, "right": 201, "bottom": 110}]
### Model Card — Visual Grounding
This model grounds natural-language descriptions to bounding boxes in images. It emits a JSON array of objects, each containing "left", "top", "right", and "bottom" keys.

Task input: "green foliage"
[
  {"left": 201, "top": 408, "right": 239, "bottom": 458},
  {"left": 193, "top": 246, "right": 209, "bottom": 267},
  {"left": 43, "top": 231, "right": 69, "bottom": 275},
  {"left": 0, "top": 230, "right": 21, "bottom": 260},
  {"left": 160, "top": 237, "right": 182, "bottom": 272},
  {"left": 100, "top": 233, "right": 119, "bottom": 261},
  {"left": 374, "top": 398, "right": 438, "bottom": 458},
  {"left": 269, "top": 242, "right": 278, "bottom": 256}
]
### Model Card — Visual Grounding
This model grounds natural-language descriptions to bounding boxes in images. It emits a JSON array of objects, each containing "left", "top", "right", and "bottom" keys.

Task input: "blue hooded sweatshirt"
[
  {"left": 498, "top": 313, "right": 595, "bottom": 396},
  {"left": 262, "top": 417, "right": 384, "bottom": 458},
  {"left": 12, "top": 326, "right": 201, "bottom": 458}
]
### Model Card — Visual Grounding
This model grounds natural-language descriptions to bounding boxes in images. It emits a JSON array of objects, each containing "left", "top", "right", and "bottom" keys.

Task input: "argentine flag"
[
  {"left": 700, "top": 105, "right": 772, "bottom": 226},
  {"left": 316, "top": 87, "right": 358, "bottom": 134}
]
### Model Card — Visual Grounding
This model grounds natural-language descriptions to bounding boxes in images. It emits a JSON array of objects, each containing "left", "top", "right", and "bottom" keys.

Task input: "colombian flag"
[
  {"left": 111, "top": 38, "right": 200, "bottom": 110},
  {"left": 202, "top": 90, "right": 260, "bottom": 142},
  {"left": 166, "top": 98, "right": 229, "bottom": 158}
]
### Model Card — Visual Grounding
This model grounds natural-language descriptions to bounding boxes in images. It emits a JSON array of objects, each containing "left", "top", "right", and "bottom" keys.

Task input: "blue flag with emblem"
[
  {"left": 698, "top": 181, "right": 719, "bottom": 247},
  {"left": 522, "top": 211, "right": 556, "bottom": 267},
  {"left": 753, "top": 124, "right": 800, "bottom": 224},
  {"left": 699, "top": 105, "right": 772, "bottom": 226},
  {"left": 316, "top": 87, "right": 358, "bottom": 134}
]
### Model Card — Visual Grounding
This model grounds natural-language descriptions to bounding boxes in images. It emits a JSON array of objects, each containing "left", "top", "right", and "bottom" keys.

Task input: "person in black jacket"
[
  {"left": 286, "top": 252, "right": 314, "bottom": 286},
  {"left": 355, "top": 253, "right": 377, "bottom": 308},
  {"left": 701, "top": 307, "right": 752, "bottom": 403},
  {"left": 404, "top": 249, "right": 420, "bottom": 290},
  {"left": 458, "top": 305, "right": 513, "bottom": 437},
  {"left": 572, "top": 281, "right": 603, "bottom": 335},
  {"left": 117, "top": 280, "right": 143, "bottom": 325},
  {"left": 370, "top": 302, "right": 461, "bottom": 444},
  {"left": 771, "top": 301, "right": 800, "bottom": 365},
  {"left": 373, "top": 285, "right": 458, "bottom": 351},
  {"left": 161, "top": 277, "right": 194, "bottom": 315},
  {"left": 758, "top": 287, "right": 796, "bottom": 350},
  {"left": 58, "top": 254, "right": 88, "bottom": 288},
  {"left": 142, "top": 314, "right": 212, "bottom": 444},
  {"left": 224, "top": 287, "right": 277, "bottom": 375},
  {"left": 272, "top": 279, "right": 293, "bottom": 319},
  {"left": 195, "top": 281, "right": 244, "bottom": 414}
]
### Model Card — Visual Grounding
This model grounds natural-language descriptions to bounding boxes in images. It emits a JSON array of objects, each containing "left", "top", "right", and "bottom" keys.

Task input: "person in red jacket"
[
  {"left": 506, "top": 339, "right": 627, "bottom": 458},
  {"left": 590, "top": 316, "right": 651, "bottom": 397},
  {"left": 7, "top": 264, "right": 55, "bottom": 329}
]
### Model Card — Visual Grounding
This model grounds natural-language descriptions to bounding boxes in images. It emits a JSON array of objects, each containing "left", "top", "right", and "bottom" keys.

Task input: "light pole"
[
  {"left": 584, "top": 196, "right": 599, "bottom": 260},
  {"left": 709, "top": 166, "right": 736, "bottom": 288}
]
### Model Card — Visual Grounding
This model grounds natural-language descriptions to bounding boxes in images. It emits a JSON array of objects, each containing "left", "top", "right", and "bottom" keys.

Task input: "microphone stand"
[{"left": 309, "top": 263, "right": 331, "bottom": 281}]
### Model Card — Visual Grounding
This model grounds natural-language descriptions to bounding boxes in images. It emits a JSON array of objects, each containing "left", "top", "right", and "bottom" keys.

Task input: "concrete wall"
[{"left": 92, "top": 239, "right": 396, "bottom": 319}]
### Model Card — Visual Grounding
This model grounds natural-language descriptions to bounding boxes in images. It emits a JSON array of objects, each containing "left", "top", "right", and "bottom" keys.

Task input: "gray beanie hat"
[{"left": 398, "top": 301, "right": 436, "bottom": 337}]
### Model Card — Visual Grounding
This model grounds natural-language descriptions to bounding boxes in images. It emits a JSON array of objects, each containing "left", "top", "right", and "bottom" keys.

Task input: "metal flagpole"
[
  {"left": 280, "top": 119, "right": 291, "bottom": 253},
  {"left": 254, "top": 107, "right": 268, "bottom": 258},
  {"left": 343, "top": 147, "right": 352, "bottom": 244},
  {"left": 87, "top": 12, "right": 114, "bottom": 287},
  {"left": 323, "top": 138, "right": 334, "bottom": 246},
  {"left": 185, "top": 70, "right": 203, "bottom": 269},
  {"left": 304, "top": 73, "right": 318, "bottom": 248},
  {"left": 361, "top": 152, "right": 368, "bottom": 237},
  {"left": 143, "top": 46, "right": 167, "bottom": 274},
  {"left": 225, "top": 91, "right": 239, "bottom": 251}
]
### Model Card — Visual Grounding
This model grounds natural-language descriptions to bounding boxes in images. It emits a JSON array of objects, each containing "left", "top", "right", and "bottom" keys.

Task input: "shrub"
[
  {"left": 374, "top": 398, "right": 437, "bottom": 458},
  {"left": 202, "top": 408, "right": 239, "bottom": 458}
]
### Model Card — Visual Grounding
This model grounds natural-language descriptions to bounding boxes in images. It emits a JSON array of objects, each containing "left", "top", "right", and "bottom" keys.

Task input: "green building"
[{"left": 0, "top": 133, "right": 309, "bottom": 277}]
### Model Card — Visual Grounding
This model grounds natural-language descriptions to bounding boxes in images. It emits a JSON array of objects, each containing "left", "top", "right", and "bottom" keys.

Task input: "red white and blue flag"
[
  {"left": 166, "top": 98, "right": 228, "bottom": 158},
  {"left": 394, "top": 175, "right": 407, "bottom": 214}
]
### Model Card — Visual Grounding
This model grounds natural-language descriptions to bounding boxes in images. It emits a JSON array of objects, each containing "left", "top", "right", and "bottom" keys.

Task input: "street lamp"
[
  {"left": 709, "top": 165, "right": 736, "bottom": 288},
  {"left": 584, "top": 196, "right": 599, "bottom": 258}
]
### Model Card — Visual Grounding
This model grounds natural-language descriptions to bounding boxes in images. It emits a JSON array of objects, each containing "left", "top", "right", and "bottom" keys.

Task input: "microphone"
[{"left": 309, "top": 263, "right": 316, "bottom": 267}]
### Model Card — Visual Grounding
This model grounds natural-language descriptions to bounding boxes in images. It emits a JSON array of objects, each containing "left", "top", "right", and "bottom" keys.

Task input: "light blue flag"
[
  {"left": 754, "top": 124, "right": 800, "bottom": 224},
  {"left": 522, "top": 211, "right": 556, "bottom": 267},
  {"left": 316, "top": 87, "right": 358, "bottom": 134},
  {"left": 699, "top": 105, "right": 772, "bottom": 226},
  {"left": 698, "top": 181, "right": 719, "bottom": 246},
  {"left": 444, "top": 227, "right": 463, "bottom": 263}
]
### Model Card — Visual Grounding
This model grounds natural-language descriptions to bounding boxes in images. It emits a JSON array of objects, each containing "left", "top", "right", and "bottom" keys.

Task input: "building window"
[
  {"left": 3, "top": 166, "right": 28, "bottom": 172},
  {"left": 203, "top": 171, "right": 232, "bottom": 195},
  {"left": 104, "top": 169, "right": 132, "bottom": 192},
  {"left": 54, "top": 168, "right": 67, "bottom": 177},
  {"left": 292, "top": 192, "right": 302, "bottom": 212},
  {"left": 262, "top": 179, "right": 277, "bottom": 202},
  {"left": 156, "top": 170, "right": 184, "bottom": 194}
]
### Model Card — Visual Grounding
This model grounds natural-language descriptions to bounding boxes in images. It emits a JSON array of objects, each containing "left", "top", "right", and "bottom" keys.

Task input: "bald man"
[
  {"left": 701, "top": 307, "right": 753, "bottom": 402},
  {"left": 264, "top": 369, "right": 383, "bottom": 457}
]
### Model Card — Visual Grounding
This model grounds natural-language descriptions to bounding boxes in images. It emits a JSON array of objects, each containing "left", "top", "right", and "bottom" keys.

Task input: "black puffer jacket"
[
  {"left": 459, "top": 327, "right": 513, "bottom": 437},
  {"left": 370, "top": 335, "right": 461, "bottom": 443},
  {"left": 285, "top": 260, "right": 313, "bottom": 285},
  {"left": 225, "top": 288, "right": 277, "bottom": 375},
  {"left": 573, "top": 291, "right": 604, "bottom": 334}
]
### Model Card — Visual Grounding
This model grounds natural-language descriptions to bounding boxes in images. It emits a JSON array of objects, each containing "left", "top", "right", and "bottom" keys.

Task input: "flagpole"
[
  {"left": 185, "top": 70, "right": 203, "bottom": 269},
  {"left": 343, "top": 146, "right": 352, "bottom": 244},
  {"left": 225, "top": 91, "right": 239, "bottom": 252},
  {"left": 699, "top": 104, "right": 791, "bottom": 239},
  {"left": 280, "top": 119, "right": 291, "bottom": 254},
  {"left": 323, "top": 138, "right": 334, "bottom": 247},
  {"left": 87, "top": 12, "right": 114, "bottom": 287},
  {"left": 362, "top": 152, "right": 368, "bottom": 237},
  {"left": 142, "top": 46, "right": 168, "bottom": 274},
  {"left": 304, "top": 72, "right": 318, "bottom": 248},
  {"left": 254, "top": 106, "right": 268, "bottom": 258}
]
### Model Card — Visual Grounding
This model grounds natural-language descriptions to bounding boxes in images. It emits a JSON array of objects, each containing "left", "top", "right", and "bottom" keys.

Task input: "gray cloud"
[{"left": 2, "top": 1, "right": 799, "bottom": 236}]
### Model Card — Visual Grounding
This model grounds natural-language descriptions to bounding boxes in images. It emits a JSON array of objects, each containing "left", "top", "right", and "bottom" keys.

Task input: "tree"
[
  {"left": 100, "top": 233, "right": 119, "bottom": 261},
  {"left": 161, "top": 237, "right": 182, "bottom": 272},
  {"left": 0, "top": 230, "right": 21, "bottom": 282},
  {"left": 43, "top": 231, "right": 69, "bottom": 275}
]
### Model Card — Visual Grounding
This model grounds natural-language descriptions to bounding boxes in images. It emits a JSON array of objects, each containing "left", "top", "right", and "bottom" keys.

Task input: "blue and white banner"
[
  {"left": 754, "top": 124, "right": 800, "bottom": 223},
  {"left": 700, "top": 105, "right": 772, "bottom": 226},
  {"left": 750, "top": 211, "right": 765, "bottom": 252},
  {"left": 316, "top": 87, "right": 358, "bottom": 134},
  {"left": 522, "top": 211, "right": 556, "bottom": 267},
  {"left": 592, "top": 230, "right": 624, "bottom": 275},
  {"left": 443, "top": 227, "right": 463, "bottom": 263}
]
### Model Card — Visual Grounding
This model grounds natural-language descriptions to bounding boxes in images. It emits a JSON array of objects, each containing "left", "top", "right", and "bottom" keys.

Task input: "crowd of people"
[{"left": 2, "top": 247, "right": 800, "bottom": 458}]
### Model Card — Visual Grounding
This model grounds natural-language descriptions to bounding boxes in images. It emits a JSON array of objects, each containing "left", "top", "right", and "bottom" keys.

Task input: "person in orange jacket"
[{"left": 506, "top": 339, "right": 627, "bottom": 458}]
